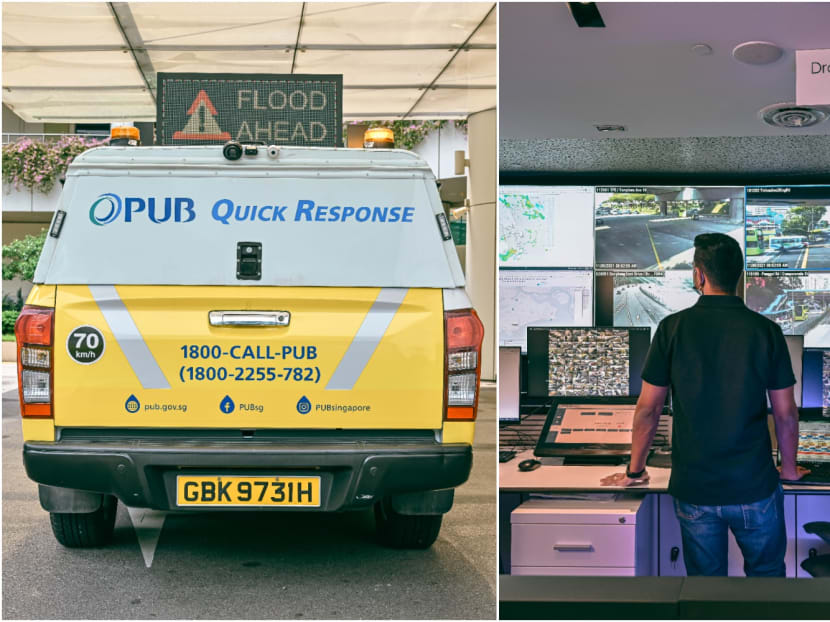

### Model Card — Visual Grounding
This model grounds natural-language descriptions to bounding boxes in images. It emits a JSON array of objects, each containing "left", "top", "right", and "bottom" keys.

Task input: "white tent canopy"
[{"left": 2, "top": 1, "right": 496, "bottom": 122}]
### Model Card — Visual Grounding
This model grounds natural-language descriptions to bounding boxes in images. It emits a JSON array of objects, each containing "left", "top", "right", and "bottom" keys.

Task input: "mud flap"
[
  {"left": 389, "top": 488, "right": 454, "bottom": 515},
  {"left": 39, "top": 484, "right": 103, "bottom": 513}
]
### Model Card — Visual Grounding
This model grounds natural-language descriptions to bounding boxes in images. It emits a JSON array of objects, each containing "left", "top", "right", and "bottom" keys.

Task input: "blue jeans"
[{"left": 673, "top": 484, "right": 786, "bottom": 577}]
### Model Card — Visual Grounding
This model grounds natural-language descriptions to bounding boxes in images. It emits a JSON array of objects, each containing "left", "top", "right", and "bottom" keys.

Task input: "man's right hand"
[{"left": 778, "top": 465, "right": 811, "bottom": 481}]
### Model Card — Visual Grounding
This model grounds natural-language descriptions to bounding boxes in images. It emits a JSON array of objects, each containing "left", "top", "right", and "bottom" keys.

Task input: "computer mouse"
[{"left": 518, "top": 459, "right": 541, "bottom": 472}]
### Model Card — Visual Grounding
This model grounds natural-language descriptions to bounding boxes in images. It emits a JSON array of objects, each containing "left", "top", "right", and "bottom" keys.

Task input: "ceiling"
[
  {"left": 2, "top": 1, "right": 496, "bottom": 123},
  {"left": 500, "top": 2, "right": 830, "bottom": 140},
  {"left": 499, "top": 136, "right": 830, "bottom": 178}
]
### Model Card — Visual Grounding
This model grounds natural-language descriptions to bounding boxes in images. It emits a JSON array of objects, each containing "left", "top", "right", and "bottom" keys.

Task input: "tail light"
[
  {"left": 444, "top": 309, "right": 484, "bottom": 420},
  {"left": 15, "top": 305, "right": 54, "bottom": 417}
]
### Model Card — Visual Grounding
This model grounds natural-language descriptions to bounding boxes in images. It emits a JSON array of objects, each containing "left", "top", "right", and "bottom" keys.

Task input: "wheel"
[
  {"left": 374, "top": 498, "right": 442, "bottom": 549},
  {"left": 49, "top": 495, "right": 117, "bottom": 548}
]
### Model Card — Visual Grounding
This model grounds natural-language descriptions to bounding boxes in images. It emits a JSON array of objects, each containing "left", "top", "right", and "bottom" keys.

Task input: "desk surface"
[{"left": 499, "top": 450, "right": 830, "bottom": 493}]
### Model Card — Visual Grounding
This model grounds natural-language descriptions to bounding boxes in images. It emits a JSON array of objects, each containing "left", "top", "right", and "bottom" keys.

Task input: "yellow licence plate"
[{"left": 176, "top": 475, "right": 321, "bottom": 507}]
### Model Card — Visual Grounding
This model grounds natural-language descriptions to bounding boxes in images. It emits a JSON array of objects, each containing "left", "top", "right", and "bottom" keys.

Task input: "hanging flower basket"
[{"left": 2, "top": 135, "right": 108, "bottom": 195}]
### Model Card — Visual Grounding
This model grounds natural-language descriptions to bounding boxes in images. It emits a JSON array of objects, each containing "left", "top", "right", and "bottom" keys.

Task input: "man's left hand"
[{"left": 600, "top": 470, "right": 650, "bottom": 487}]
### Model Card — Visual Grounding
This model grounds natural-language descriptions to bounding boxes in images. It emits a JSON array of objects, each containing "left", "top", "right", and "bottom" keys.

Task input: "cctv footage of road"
[
  {"left": 611, "top": 272, "right": 698, "bottom": 332},
  {"left": 594, "top": 187, "right": 745, "bottom": 270},
  {"left": 746, "top": 273, "right": 830, "bottom": 347},
  {"left": 745, "top": 196, "right": 830, "bottom": 271}
]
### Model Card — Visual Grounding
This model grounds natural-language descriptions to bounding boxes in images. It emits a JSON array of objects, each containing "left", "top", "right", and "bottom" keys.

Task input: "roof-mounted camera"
[{"left": 222, "top": 141, "right": 243, "bottom": 161}]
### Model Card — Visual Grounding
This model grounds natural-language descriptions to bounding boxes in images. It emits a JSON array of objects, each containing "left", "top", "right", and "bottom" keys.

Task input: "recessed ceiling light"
[
  {"left": 594, "top": 124, "right": 626, "bottom": 133},
  {"left": 733, "top": 41, "right": 784, "bottom": 65},
  {"left": 691, "top": 43, "right": 713, "bottom": 56},
  {"left": 759, "top": 102, "right": 828, "bottom": 128}
]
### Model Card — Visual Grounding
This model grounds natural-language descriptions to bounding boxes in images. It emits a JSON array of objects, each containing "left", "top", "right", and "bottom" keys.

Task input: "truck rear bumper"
[{"left": 23, "top": 435, "right": 472, "bottom": 512}]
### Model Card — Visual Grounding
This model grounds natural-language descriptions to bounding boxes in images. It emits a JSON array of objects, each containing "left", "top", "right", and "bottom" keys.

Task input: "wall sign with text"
[{"left": 796, "top": 49, "right": 830, "bottom": 106}]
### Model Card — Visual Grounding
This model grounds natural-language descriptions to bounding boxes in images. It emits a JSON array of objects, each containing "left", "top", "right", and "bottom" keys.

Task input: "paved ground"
[
  {"left": 595, "top": 215, "right": 740, "bottom": 270},
  {"left": 2, "top": 363, "right": 496, "bottom": 619},
  {"left": 747, "top": 244, "right": 830, "bottom": 270}
]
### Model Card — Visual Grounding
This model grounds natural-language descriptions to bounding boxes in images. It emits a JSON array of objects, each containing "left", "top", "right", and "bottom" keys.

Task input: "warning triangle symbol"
[{"left": 172, "top": 90, "right": 231, "bottom": 141}]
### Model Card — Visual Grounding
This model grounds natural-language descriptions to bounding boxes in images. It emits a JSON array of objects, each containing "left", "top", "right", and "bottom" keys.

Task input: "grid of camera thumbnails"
[{"left": 547, "top": 328, "right": 629, "bottom": 396}]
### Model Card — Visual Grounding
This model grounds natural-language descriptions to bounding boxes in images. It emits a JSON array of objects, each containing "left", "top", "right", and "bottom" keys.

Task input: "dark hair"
[{"left": 693, "top": 233, "right": 743, "bottom": 293}]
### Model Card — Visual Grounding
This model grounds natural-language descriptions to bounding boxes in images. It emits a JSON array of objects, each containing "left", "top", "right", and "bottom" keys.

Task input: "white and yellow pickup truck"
[{"left": 15, "top": 139, "right": 483, "bottom": 549}]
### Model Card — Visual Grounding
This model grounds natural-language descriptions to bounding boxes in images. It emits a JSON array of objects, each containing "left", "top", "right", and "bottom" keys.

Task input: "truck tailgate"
[{"left": 53, "top": 285, "right": 444, "bottom": 429}]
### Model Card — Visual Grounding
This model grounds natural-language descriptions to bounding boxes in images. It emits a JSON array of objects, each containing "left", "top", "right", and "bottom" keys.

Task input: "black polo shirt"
[{"left": 641, "top": 295, "right": 795, "bottom": 506}]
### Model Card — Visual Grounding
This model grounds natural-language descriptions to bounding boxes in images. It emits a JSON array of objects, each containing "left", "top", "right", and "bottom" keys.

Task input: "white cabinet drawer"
[
  {"left": 511, "top": 566, "right": 635, "bottom": 576},
  {"left": 512, "top": 523, "right": 635, "bottom": 567}
]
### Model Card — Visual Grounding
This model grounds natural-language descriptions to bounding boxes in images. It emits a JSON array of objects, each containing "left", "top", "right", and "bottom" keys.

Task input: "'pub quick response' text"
[{"left": 211, "top": 199, "right": 415, "bottom": 225}]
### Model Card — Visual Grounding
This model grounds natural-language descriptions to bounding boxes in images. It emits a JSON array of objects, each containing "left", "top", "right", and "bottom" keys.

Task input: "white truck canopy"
[{"left": 35, "top": 146, "right": 465, "bottom": 288}]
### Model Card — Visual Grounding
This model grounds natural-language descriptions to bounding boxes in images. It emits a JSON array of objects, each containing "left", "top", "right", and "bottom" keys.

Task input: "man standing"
[{"left": 601, "top": 233, "right": 809, "bottom": 576}]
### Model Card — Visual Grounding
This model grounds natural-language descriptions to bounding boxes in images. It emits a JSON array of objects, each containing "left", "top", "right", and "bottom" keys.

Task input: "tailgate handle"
[{"left": 209, "top": 311, "right": 290, "bottom": 327}]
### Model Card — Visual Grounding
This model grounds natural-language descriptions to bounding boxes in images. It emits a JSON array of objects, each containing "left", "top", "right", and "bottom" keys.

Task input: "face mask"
[{"left": 693, "top": 268, "right": 704, "bottom": 295}]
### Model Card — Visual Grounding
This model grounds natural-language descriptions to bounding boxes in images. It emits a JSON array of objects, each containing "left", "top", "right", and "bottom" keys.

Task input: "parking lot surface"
[{"left": 2, "top": 363, "right": 496, "bottom": 619}]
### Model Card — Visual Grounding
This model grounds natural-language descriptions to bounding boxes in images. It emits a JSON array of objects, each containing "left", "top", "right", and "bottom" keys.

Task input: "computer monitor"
[
  {"left": 745, "top": 185, "right": 830, "bottom": 271},
  {"left": 801, "top": 347, "right": 830, "bottom": 417},
  {"left": 594, "top": 270, "right": 698, "bottom": 332},
  {"left": 789, "top": 350, "right": 830, "bottom": 469},
  {"left": 499, "top": 268, "right": 593, "bottom": 350},
  {"left": 535, "top": 396, "right": 638, "bottom": 459},
  {"left": 594, "top": 186, "right": 745, "bottom": 270},
  {"left": 795, "top": 421, "right": 830, "bottom": 466},
  {"left": 526, "top": 326, "right": 652, "bottom": 398},
  {"left": 498, "top": 185, "right": 595, "bottom": 268},
  {"left": 745, "top": 272, "right": 830, "bottom": 347},
  {"left": 499, "top": 346, "right": 521, "bottom": 423}
]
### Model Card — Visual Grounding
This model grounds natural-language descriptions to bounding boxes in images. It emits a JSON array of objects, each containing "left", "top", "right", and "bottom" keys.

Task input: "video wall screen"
[
  {"left": 594, "top": 186, "right": 745, "bottom": 271},
  {"left": 595, "top": 270, "right": 698, "bottom": 331},
  {"left": 745, "top": 272, "right": 830, "bottom": 347},
  {"left": 497, "top": 183, "right": 830, "bottom": 401},
  {"left": 498, "top": 186, "right": 595, "bottom": 268},
  {"left": 499, "top": 269, "right": 593, "bottom": 350},
  {"left": 745, "top": 186, "right": 830, "bottom": 271}
]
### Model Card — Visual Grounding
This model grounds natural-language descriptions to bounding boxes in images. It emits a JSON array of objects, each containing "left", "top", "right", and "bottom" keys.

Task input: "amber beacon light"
[
  {"left": 110, "top": 126, "right": 140, "bottom": 146},
  {"left": 363, "top": 127, "right": 395, "bottom": 149}
]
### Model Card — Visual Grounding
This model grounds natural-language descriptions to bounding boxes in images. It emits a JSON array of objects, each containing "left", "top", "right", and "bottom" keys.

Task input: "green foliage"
[
  {"left": 782, "top": 205, "right": 827, "bottom": 236},
  {"left": 2, "top": 135, "right": 107, "bottom": 194},
  {"left": 602, "top": 193, "right": 659, "bottom": 213},
  {"left": 2, "top": 310, "right": 19, "bottom": 335},
  {"left": 2, "top": 229, "right": 47, "bottom": 281},
  {"left": 607, "top": 193, "right": 658, "bottom": 203}
]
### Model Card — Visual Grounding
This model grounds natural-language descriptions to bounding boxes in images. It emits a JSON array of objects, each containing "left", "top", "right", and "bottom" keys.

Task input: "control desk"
[{"left": 500, "top": 451, "right": 830, "bottom": 578}]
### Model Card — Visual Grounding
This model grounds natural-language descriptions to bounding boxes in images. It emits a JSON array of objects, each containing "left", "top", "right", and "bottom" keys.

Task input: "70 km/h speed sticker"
[{"left": 66, "top": 325, "right": 106, "bottom": 364}]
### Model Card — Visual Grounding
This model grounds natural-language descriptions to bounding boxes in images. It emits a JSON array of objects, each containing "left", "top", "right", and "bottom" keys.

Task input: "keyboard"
[
  {"left": 499, "top": 450, "right": 517, "bottom": 463},
  {"left": 784, "top": 461, "right": 830, "bottom": 486}
]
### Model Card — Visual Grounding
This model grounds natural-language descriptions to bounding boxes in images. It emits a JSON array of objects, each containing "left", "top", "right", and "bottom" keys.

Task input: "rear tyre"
[
  {"left": 49, "top": 495, "right": 117, "bottom": 548},
  {"left": 374, "top": 498, "right": 442, "bottom": 549}
]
